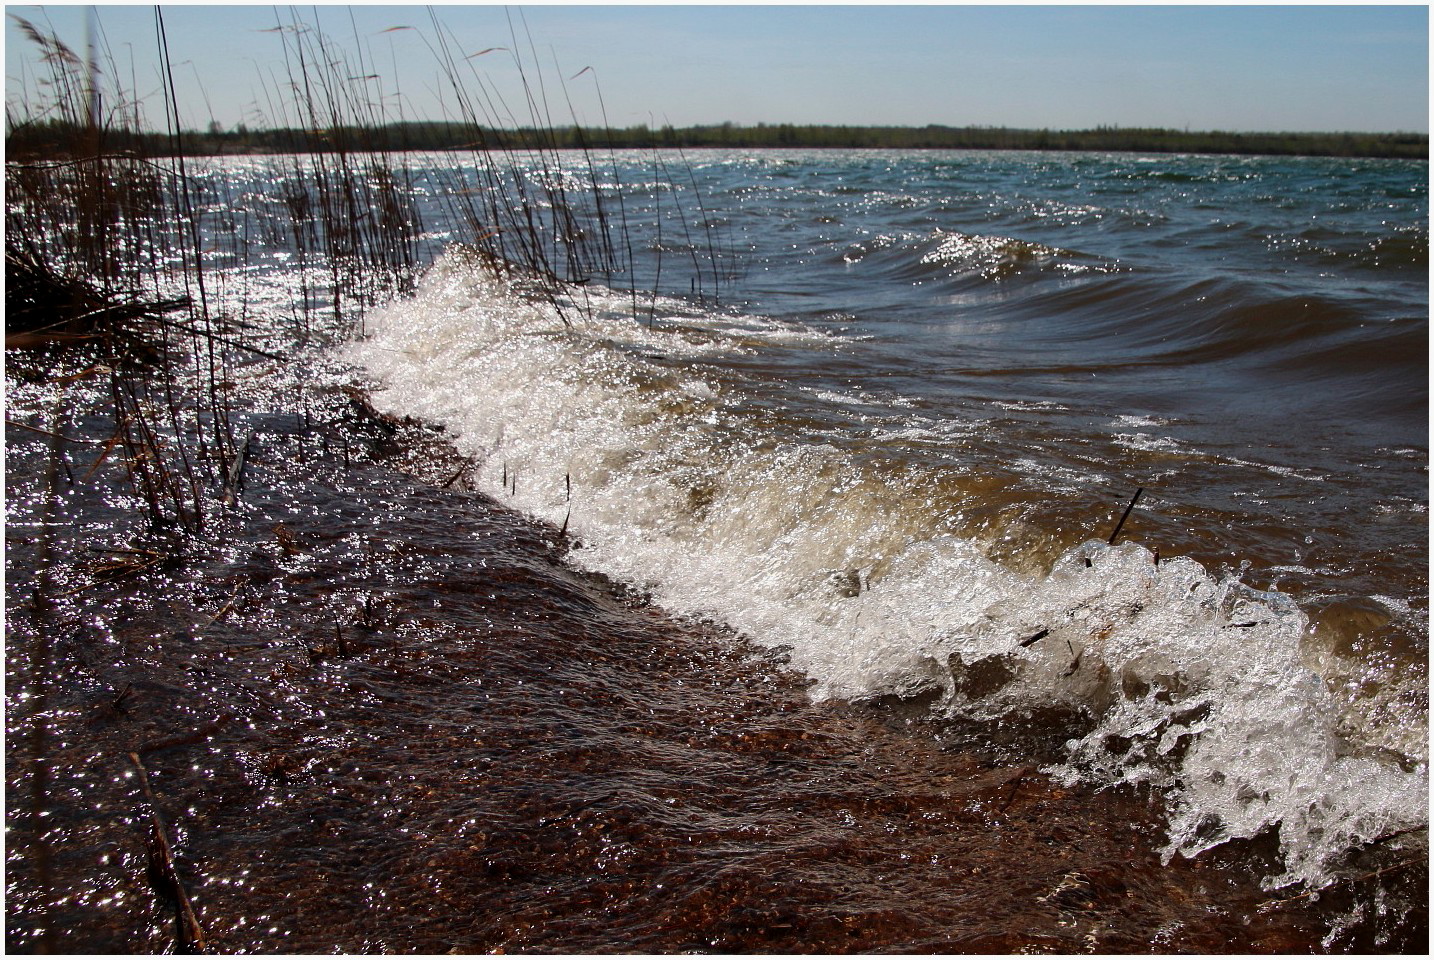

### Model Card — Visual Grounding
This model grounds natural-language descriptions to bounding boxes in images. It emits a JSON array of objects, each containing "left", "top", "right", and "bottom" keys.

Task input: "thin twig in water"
[
  {"left": 4, "top": 419, "right": 99, "bottom": 445},
  {"left": 1107, "top": 487, "right": 1144, "bottom": 545},
  {"left": 127, "top": 752, "right": 207, "bottom": 952},
  {"left": 222, "top": 430, "right": 255, "bottom": 507}
]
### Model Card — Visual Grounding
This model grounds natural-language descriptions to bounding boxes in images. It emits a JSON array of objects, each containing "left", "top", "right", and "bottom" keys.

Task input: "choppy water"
[
  {"left": 7, "top": 148, "right": 1428, "bottom": 951},
  {"left": 350, "top": 150, "right": 1428, "bottom": 889}
]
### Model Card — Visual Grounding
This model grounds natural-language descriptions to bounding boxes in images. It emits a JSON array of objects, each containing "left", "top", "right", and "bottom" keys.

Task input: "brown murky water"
[{"left": 6, "top": 388, "right": 1424, "bottom": 954}]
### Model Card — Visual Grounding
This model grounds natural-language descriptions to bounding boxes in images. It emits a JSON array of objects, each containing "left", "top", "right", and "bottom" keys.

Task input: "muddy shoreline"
[{"left": 5, "top": 385, "right": 1426, "bottom": 953}]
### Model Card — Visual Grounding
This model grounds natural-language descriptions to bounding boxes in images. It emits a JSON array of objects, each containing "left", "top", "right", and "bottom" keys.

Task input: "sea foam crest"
[{"left": 349, "top": 250, "right": 1427, "bottom": 890}]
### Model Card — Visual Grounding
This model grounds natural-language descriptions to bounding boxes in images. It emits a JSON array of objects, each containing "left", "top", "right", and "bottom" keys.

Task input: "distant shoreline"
[{"left": 7, "top": 122, "right": 1427, "bottom": 161}]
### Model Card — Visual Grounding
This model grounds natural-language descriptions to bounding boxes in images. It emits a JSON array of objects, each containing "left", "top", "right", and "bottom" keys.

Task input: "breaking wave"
[{"left": 348, "top": 251, "right": 1427, "bottom": 889}]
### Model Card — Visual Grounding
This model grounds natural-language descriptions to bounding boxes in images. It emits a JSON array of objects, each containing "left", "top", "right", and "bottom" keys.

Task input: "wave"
[
  {"left": 887, "top": 263, "right": 1428, "bottom": 418},
  {"left": 1357, "top": 225, "right": 1429, "bottom": 271},
  {"left": 1251, "top": 222, "right": 1429, "bottom": 274},
  {"left": 830, "top": 226, "right": 1425, "bottom": 385},
  {"left": 839, "top": 229, "right": 1120, "bottom": 289},
  {"left": 348, "top": 250, "right": 1427, "bottom": 889}
]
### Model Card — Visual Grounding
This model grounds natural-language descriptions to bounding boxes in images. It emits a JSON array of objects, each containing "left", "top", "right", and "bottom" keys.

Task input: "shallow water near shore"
[
  {"left": 6, "top": 148, "right": 1429, "bottom": 951},
  {"left": 4, "top": 380, "right": 1421, "bottom": 952}
]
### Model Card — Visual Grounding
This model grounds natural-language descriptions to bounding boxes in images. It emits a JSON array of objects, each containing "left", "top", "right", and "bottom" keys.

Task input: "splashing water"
[{"left": 349, "top": 247, "right": 1426, "bottom": 891}]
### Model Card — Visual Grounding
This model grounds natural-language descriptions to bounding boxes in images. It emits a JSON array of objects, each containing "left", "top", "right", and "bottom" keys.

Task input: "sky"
[{"left": 5, "top": 2, "right": 1429, "bottom": 135}]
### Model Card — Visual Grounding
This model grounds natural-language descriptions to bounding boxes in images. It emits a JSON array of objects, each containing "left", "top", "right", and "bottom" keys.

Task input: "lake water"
[
  {"left": 7, "top": 148, "right": 1427, "bottom": 951},
  {"left": 351, "top": 148, "right": 1428, "bottom": 886}
]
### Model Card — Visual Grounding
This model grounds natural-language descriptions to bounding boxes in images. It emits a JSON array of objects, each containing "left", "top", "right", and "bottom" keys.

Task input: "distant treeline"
[{"left": 7, "top": 120, "right": 1427, "bottom": 160}]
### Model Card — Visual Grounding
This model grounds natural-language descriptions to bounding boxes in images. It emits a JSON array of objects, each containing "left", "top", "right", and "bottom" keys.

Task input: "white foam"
[
  {"left": 1111, "top": 413, "right": 1170, "bottom": 428},
  {"left": 1114, "top": 431, "right": 1188, "bottom": 454},
  {"left": 992, "top": 399, "right": 1069, "bottom": 412}
]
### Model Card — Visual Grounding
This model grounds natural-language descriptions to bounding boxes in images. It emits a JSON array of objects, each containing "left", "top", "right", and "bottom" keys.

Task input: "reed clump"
[
  {"left": 7, "top": 13, "right": 223, "bottom": 535},
  {"left": 4, "top": 243, "right": 186, "bottom": 363},
  {"left": 6, "top": 7, "right": 726, "bottom": 539}
]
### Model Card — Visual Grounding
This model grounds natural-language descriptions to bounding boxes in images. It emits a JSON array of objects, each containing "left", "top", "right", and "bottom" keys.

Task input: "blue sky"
[{"left": 5, "top": 3, "right": 1429, "bottom": 133}]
